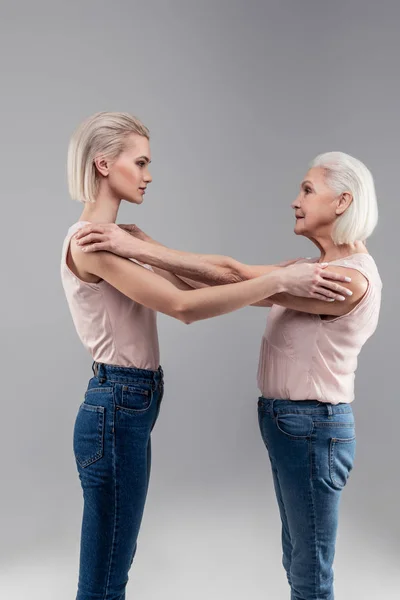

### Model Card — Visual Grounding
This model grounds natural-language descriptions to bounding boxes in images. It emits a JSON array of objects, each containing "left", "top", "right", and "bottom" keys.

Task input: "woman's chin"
[
  {"left": 294, "top": 223, "right": 305, "bottom": 236},
  {"left": 124, "top": 196, "right": 144, "bottom": 205}
]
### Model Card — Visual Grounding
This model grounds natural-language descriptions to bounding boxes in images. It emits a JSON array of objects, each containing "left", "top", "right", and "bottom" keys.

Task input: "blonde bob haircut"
[
  {"left": 68, "top": 111, "right": 149, "bottom": 203},
  {"left": 309, "top": 151, "right": 378, "bottom": 245}
]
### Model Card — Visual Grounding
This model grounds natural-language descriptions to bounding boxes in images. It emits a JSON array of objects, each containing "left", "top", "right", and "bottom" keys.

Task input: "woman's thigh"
[
  {"left": 257, "top": 398, "right": 356, "bottom": 591},
  {"left": 73, "top": 381, "right": 163, "bottom": 598}
]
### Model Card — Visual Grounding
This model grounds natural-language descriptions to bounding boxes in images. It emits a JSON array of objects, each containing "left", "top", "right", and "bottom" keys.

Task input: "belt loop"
[
  {"left": 326, "top": 403, "right": 333, "bottom": 417},
  {"left": 96, "top": 362, "right": 106, "bottom": 384},
  {"left": 271, "top": 398, "right": 276, "bottom": 418},
  {"left": 92, "top": 361, "right": 97, "bottom": 376}
]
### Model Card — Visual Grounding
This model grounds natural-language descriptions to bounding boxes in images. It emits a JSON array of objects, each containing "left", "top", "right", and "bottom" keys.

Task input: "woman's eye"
[
  {"left": 137, "top": 161, "right": 146, "bottom": 168},
  {"left": 305, "top": 187, "right": 312, "bottom": 194}
]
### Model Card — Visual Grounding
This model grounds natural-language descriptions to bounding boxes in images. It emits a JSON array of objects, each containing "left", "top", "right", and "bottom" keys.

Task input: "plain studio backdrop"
[{"left": 1, "top": 1, "right": 398, "bottom": 598}]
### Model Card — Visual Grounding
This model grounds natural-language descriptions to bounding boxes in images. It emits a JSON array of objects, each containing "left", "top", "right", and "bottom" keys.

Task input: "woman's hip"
[{"left": 257, "top": 396, "right": 356, "bottom": 491}]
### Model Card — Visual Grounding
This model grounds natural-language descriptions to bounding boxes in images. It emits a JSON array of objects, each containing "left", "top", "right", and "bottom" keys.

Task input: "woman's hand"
[
  {"left": 118, "top": 223, "right": 154, "bottom": 242},
  {"left": 276, "top": 257, "right": 303, "bottom": 267},
  {"left": 279, "top": 262, "right": 353, "bottom": 302},
  {"left": 74, "top": 223, "right": 145, "bottom": 258}
]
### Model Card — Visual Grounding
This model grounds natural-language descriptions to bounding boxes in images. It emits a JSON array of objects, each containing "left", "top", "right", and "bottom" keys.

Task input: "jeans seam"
[
  {"left": 103, "top": 422, "right": 118, "bottom": 599},
  {"left": 275, "top": 408, "right": 352, "bottom": 415},
  {"left": 310, "top": 468, "right": 318, "bottom": 600},
  {"left": 274, "top": 466, "right": 293, "bottom": 587},
  {"left": 86, "top": 387, "right": 114, "bottom": 394},
  {"left": 314, "top": 422, "right": 354, "bottom": 427}
]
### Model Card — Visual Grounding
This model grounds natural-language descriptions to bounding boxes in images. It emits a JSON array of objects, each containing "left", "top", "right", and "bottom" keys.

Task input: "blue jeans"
[
  {"left": 257, "top": 397, "right": 356, "bottom": 600},
  {"left": 73, "top": 362, "right": 164, "bottom": 600}
]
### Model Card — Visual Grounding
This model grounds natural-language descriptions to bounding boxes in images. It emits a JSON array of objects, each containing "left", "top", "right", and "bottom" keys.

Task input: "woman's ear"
[
  {"left": 94, "top": 155, "right": 110, "bottom": 177},
  {"left": 336, "top": 192, "right": 353, "bottom": 215}
]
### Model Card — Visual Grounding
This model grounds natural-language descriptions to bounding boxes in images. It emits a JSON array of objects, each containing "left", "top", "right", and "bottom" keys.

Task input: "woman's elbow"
[
  {"left": 179, "top": 313, "right": 195, "bottom": 325},
  {"left": 171, "top": 298, "right": 196, "bottom": 325},
  {"left": 175, "top": 310, "right": 195, "bottom": 325}
]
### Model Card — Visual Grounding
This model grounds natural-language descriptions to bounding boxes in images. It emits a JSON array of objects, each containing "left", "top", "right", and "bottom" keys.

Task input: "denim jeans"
[
  {"left": 73, "top": 362, "right": 164, "bottom": 600},
  {"left": 257, "top": 397, "right": 356, "bottom": 600}
]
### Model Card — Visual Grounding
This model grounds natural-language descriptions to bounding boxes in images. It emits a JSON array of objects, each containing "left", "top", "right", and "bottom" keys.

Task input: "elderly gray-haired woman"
[{"left": 76, "top": 151, "right": 381, "bottom": 599}]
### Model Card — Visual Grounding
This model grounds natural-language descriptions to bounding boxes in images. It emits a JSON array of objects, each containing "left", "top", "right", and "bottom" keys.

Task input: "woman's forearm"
[
  {"left": 132, "top": 239, "right": 277, "bottom": 286},
  {"left": 86, "top": 244, "right": 287, "bottom": 323},
  {"left": 76, "top": 225, "right": 352, "bottom": 313},
  {"left": 78, "top": 224, "right": 279, "bottom": 286},
  {"left": 178, "top": 270, "right": 285, "bottom": 323}
]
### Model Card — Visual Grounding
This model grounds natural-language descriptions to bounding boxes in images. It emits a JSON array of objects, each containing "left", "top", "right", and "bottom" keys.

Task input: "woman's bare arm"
[
  {"left": 265, "top": 268, "right": 368, "bottom": 315},
  {"left": 69, "top": 238, "right": 288, "bottom": 324},
  {"left": 116, "top": 231, "right": 361, "bottom": 314},
  {"left": 74, "top": 223, "right": 277, "bottom": 285},
  {"left": 175, "top": 265, "right": 367, "bottom": 315},
  {"left": 74, "top": 224, "right": 355, "bottom": 314}
]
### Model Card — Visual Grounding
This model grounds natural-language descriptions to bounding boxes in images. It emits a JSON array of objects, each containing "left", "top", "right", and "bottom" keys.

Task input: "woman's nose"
[{"left": 291, "top": 197, "right": 300, "bottom": 209}]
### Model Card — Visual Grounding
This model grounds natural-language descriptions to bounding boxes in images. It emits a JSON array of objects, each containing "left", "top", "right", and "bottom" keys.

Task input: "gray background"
[{"left": 1, "top": 1, "right": 398, "bottom": 598}]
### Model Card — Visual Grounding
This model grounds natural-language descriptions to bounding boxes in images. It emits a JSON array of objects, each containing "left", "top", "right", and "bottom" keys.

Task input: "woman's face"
[
  {"left": 291, "top": 166, "right": 344, "bottom": 240},
  {"left": 97, "top": 133, "right": 152, "bottom": 204}
]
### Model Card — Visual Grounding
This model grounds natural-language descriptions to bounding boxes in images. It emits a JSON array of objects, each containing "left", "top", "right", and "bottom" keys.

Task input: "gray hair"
[{"left": 310, "top": 151, "right": 378, "bottom": 244}]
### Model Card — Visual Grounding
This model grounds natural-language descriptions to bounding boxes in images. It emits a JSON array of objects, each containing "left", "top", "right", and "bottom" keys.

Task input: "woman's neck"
[
  {"left": 79, "top": 186, "right": 122, "bottom": 224},
  {"left": 312, "top": 236, "right": 367, "bottom": 263}
]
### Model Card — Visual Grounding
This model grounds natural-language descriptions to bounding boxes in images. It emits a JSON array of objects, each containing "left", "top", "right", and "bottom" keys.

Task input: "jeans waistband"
[
  {"left": 259, "top": 397, "right": 352, "bottom": 416},
  {"left": 92, "top": 361, "right": 163, "bottom": 385}
]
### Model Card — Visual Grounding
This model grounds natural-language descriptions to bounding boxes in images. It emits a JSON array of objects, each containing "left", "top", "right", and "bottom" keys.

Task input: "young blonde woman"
[
  {"left": 76, "top": 149, "right": 381, "bottom": 599},
  {"left": 62, "top": 113, "right": 353, "bottom": 600}
]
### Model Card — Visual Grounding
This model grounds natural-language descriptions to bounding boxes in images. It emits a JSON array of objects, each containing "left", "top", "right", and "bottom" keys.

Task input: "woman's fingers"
[
  {"left": 75, "top": 225, "right": 105, "bottom": 239},
  {"left": 76, "top": 233, "right": 105, "bottom": 246},
  {"left": 81, "top": 242, "right": 108, "bottom": 252},
  {"left": 317, "top": 268, "right": 352, "bottom": 299},
  {"left": 277, "top": 257, "right": 302, "bottom": 267},
  {"left": 75, "top": 232, "right": 111, "bottom": 252},
  {"left": 320, "top": 268, "right": 351, "bottom": 283},
  {"left": 312, "top": 292, "right": 336, "bottom": 302},
  {"left": 318, "top": 277, "right": 352, "bottom": 298},
  {"left": 314, "top": 286, "right": 346, "bottom": 301}
]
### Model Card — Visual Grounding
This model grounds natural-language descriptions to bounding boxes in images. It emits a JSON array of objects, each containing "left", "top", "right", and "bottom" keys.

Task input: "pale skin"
[{"left": 69, "top": 133, "right": 360, "bottom": 324}]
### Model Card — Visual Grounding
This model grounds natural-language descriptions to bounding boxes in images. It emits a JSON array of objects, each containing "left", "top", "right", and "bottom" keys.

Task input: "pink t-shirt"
[
  {"left": 257, "top": 254, "right": 382, "bottom": 404},
  {"left": 60, "top": 222, "right": 160, "bottom": 370}
]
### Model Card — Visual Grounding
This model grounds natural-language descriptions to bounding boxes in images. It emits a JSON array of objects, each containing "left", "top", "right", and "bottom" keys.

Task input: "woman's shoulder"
[
  {"left": 294, "top": 257, "right": 319, "bottom": 264},
  {"left": 330, "top": 253, "right": 382, "bottom": 290},
  {"left": 330, "top": 252, "right": 378, "bottom": 269},
  {"left": 62, "top": 221, "right": 103, "bottom": 285},
  {"left": 66, "top": 220, "right": 90, "bottom": 236}
]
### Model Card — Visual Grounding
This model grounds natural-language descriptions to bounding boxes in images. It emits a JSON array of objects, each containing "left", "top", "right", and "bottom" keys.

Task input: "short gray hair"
[
  {"left": 67, "top": 112, "right": 149, "bottom": 203},
  {"left": 310, "top": 151, "right": 378, "bottom": 245}
]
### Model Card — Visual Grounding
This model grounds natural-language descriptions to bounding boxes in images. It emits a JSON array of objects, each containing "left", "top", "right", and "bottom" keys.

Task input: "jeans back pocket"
[{"left": 73, "top": 403, "right": 105, "bottom": 468}]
